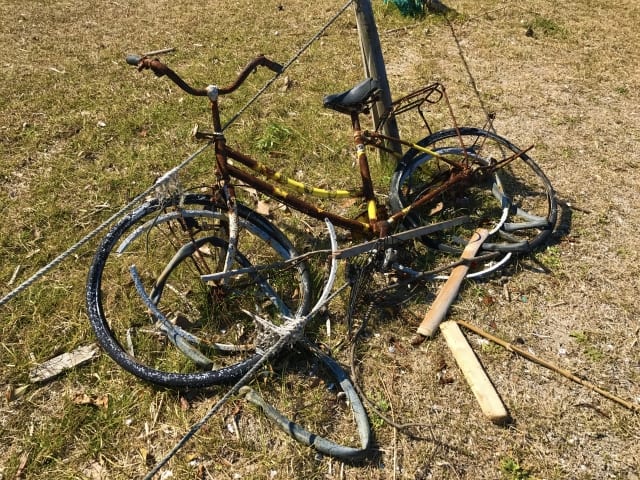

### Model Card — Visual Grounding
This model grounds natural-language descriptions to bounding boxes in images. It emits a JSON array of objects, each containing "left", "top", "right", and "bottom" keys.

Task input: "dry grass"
[{"left": 1, "top": 0, "right": 640, "bottom": 479}]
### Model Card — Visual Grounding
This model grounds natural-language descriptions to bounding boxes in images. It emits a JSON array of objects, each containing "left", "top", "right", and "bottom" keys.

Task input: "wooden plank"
[
  {"left": 29, "top": 344, "right": 99, "bottom": 383},
  {"left": 440, "top": 321, "right": 510, "bottom": 425}
]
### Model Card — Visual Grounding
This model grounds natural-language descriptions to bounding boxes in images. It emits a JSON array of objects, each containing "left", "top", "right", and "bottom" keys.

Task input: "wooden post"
[{"left": 354, "top": 0, "right": 402, "bottom": 155}]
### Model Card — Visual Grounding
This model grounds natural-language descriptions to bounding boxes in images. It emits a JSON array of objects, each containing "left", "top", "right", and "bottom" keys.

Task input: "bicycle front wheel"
[
  {"left": 86, "top": 194, "right": 312, "bottom": 388},
  {"left": 389, "top": 127, "right": 557, "bottom": 271}
]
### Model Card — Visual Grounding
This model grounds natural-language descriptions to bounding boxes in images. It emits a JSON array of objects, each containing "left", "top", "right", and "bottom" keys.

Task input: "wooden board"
[{"left": 440, "top": 321, "right": 510, "bottom": 425}]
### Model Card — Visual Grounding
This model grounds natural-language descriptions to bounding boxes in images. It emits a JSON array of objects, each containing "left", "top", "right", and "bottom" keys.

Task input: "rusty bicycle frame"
[
  {"left": 127, "top": 54, "right": 525, "bottom": 241},
  {"left": 82, "top": 53, "right": 555, "bottom": 462}
]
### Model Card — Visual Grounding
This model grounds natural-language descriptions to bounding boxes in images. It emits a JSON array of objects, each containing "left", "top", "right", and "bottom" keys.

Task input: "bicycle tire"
[
  {"left": 389, "top": 127, "right": 557, "bottom": 272},
  {"left": 86, "top": 194, "right": 312, "bottom": 388}
]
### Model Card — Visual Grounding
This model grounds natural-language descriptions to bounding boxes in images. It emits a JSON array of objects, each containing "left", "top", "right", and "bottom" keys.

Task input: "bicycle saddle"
[{"left": 323, "top": 78, "right": 380, "bottom": 115}]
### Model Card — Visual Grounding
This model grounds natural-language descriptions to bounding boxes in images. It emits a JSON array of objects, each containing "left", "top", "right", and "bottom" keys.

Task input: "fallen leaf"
[
  {"left": 5, "top": 385, "right": 13, "bottom": 402},
  {"left": 140, "top": 447, "right": 156, "bottom": 467},
  {"left": 429, "top": 201, "right": 444, "bottom": 215},
  {"left": 280, "top": 75, "right": 292, "bottom": 92},
  {"left": 82, "top": 460, "right": 109, "bottom": 480},
  {"left": 15, "top": 451, "right": 29, "bottom": 479},
  {"left": 74, "top": 393, "right": 92, "bottom": 405},
  {"left": 339, "top": 198, "right": 359, "bottom": 209},
  {"left": 186, "top": 452, "right": 199, "bottom": 462},
  {"left": 73, "top": 393, "right": 109, "bottom": 409},
  {"left": 481, "top": 295, "right": 495, "bottom": 306},
  {"left": 238, "top": 186, "right": 259, "bottom": 201},
  {"left": 94, "top": 394, "right": 109, "bottom": 409},
  {"left": 256, "top": 200, "right": 271, "bottom": 217}
]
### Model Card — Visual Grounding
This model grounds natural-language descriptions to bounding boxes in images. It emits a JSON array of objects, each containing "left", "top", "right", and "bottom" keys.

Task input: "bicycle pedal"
[
  {"left": 192, "top": 124, "right": 220, "bottom": 140},
  {"left": 193, "top": 130, "right": 217, "bottom": 140}
]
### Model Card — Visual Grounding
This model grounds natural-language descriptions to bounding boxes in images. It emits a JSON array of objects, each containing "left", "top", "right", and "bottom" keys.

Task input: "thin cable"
[
  {"left": 221, "top": 0, "right": 355, "bottom": 131},
  {"left": 145, "top": 220, "right": 340, "bottom": 477},
  {"left": 142, "top": 334, "right": 288, "bottom": 480},
  {"left": 2, "top": 2, "right": 354, "bottom": 307},
  {"left": 0, "top": 189, "right": 145, "bottom": 307},
  {"left": 444, "top": 15, "right": 495, "bottom": 132},
  {"left": 0, "top": 143, "right": 209, "bottom": 308}
]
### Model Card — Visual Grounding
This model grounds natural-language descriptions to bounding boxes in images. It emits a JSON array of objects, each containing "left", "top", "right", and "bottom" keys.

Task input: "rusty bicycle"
[{"left": 86, "top": 54, "right": 557, "bottom": 389}]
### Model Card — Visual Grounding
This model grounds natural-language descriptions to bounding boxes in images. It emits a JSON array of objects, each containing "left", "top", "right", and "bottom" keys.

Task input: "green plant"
[
  {"left": 256, "top": 122, "right": 294, "bottom": 152},
  {"left": 369, "top": 393, "right": 390, "bottom": 429},
  {"left": 569, "top": 330, "right": 588, "bottom": 344},
  {"left": 527, "top": 14, "right": 566, "bottom": 37},
  {"left": 500, "top": 456, "right": 532, "bottom": 480},
  {"left": 537, "top": 245, "right": 562, "bottom": 270},
  {"left": 570, "top": 331, "right": 605, "bottom": 361},
  {"left": 480, "top": 341, "right": 503, "bottom": 355}
]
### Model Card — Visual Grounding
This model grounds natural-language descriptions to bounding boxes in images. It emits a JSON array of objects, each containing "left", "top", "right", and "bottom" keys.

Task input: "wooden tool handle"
[
  {"left": 440, "top": 321, "right": 510, "bottom": 424},
  {"left": 416, "top": 228, "right": 489, "bottom": 338}
]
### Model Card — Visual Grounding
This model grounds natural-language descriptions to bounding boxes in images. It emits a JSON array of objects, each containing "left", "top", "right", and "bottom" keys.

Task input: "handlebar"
[
  {"left": 125, "top": 54, "right": 284, "bottom": 97},
  {"left": 125, "top": 54, "right": 143, "bottom": 66}
]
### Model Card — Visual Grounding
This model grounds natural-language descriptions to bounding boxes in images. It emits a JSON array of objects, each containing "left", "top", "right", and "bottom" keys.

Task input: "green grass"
[
  {"left": 536, "top": 245, "right": 562, "bottom": 270},
  {"left": 3, "top": 1, "right": 640, "bottom": 479},
  {"left": 256, "top": 122, "right": 295, "bottom": 152},
  {"left": 526, "top": 14, "right": 566, "bottom": 38},
  {"left": 570, "top": 330, "right": 605, "bottom": 362}
]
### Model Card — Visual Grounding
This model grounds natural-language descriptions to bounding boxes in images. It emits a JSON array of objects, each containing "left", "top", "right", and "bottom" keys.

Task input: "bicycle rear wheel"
[
  {"left": 389, "top": 127, "right": 557, "bottom": 274},
  {"left": 86, "top": 194, "right": 311, "bottom": 388}
]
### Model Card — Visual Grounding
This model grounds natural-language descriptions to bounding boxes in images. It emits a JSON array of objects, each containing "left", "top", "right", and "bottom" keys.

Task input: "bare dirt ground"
[{"left": 1, "top": 0, "right": 639, "bottom": 479}]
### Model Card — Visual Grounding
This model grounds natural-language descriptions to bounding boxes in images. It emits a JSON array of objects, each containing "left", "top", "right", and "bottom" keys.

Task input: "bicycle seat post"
[{"left": 351, "top": 112, "right": 378, "bottom": 231}]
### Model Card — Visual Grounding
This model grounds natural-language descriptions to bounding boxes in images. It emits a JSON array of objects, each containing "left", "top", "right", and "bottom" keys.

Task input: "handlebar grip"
[
  {"left": 264, "top": 59, "right": 284, "bottom": 74},
  {"left": 125, "top": 54, "right": 142, "bottom": 66}
]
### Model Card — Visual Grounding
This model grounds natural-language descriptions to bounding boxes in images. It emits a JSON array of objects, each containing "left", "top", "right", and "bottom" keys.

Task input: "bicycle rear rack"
[{"left": 376, "top": 82, "right": 445, "bottom": 134}]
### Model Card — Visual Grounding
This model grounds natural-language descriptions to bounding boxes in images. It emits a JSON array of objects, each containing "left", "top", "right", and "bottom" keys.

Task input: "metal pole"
[{"left": 354, "top": 0, "right": 402, "bottom": 156}]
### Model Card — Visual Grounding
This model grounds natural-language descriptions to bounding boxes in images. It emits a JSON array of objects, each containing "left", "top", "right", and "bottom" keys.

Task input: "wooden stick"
[
  {"left": 440, "top": 321, "right": 511, "bottom": 425},
  {"left": 457, "top": 320, "right": 640, "bottom": 413},
  {"left": 142, "top": 47, "right": 176, "bottom": 56},
  {"left": 29, "top": 344, "right": 99, "bottom": 383},
  {"left": 416, "top": 228, "right": 489, "bottom": 339}
]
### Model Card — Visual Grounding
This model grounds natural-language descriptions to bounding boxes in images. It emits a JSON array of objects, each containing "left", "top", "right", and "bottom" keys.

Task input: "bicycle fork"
[{"left": 209, "top": 94, "right": 241, "bottom": 281}]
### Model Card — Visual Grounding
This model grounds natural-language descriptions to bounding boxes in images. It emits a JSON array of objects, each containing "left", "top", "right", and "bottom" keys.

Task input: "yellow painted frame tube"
[{"left": 254, "top": 161, "right": 362, "bottom": 199}]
